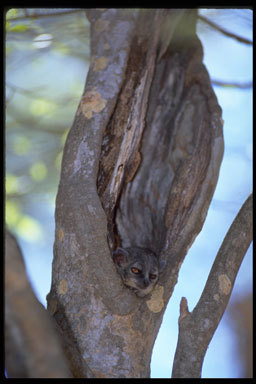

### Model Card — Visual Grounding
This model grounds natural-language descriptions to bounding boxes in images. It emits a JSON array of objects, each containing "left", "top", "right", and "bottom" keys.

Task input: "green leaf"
[
  {"left": 6, "top": 45, "right": 13, "bottom": 56},
  {"left": 5, "top": 200, "right": 20, "bottom": 226},
  {"left": 55, "top": 152, "right": 63, "bottom": 171},
  {"left": 61, "top": 128, "right": 69, "bottom": 146},
  {"left": 12, "top": 136, "right": 31, "bottom": 155},
  {"left": 16, "top": 215, "right": 43, "bottom": 242},
  {"left": 29, "top": 162, "right": 48, "bottom": 182},
  {"left": 6, "top": 173, "right": 19, "bottom": 194},
  {"left": 30, "top": 99, "right": 56, "bottom": 116},
  {"left": 6, "top": 9, "right": 18, "bottom": 20},
  {"left": 54, "top": 42, "right": 70, "bottom": 55},
  {"left": 8, "top": 24, "right": 29, "bottom": 32}
]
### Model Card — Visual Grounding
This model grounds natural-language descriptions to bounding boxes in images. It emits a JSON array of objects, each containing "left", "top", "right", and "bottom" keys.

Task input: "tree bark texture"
[
  {"left": 5, "top": 230, "right": 71, "bottom": 378},
  {"left": 47, "top": 9, "right": 224, "bottom": 378}
]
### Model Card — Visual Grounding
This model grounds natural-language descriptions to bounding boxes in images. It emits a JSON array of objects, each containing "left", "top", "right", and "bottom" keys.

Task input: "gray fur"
[{"left": 112, "top": 247, "right": 163, "bottom": 297}]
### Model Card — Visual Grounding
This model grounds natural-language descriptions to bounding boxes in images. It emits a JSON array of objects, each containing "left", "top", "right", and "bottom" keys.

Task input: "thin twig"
[
  {"left": 198, "top": 14, "right": 253, "bottom": 45},
  {"left": 211, "top": 79, "right": 252, "bottom": 89}
]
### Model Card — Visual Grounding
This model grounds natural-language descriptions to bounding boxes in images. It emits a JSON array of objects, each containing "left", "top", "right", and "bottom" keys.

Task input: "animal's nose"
[{"left": 143, "top": 278, "right": 150, "bottom": 287}]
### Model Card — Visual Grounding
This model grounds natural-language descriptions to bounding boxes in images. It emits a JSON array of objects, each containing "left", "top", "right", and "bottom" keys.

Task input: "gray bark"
[
  {"left": 47, "top": 9, "right": 224, "bottom": 378},
  {"left": 172, "top": 193, "right": 252, "bottom": 378},
  {"left": 5, "top": 230, "right": 71, "bottom": 378}
]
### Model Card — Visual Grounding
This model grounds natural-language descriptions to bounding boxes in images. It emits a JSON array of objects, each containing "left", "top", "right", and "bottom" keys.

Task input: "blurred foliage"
[
  {"left": 6, "top": 200, "right": 21, "bottom": 226},
  {"left": 6, "top": 173, "right": 19, "bottom": 194},
  {"left": 29, "top": 161, "right": 48, "bottom": 182},
  {"left": 5, "top": 8, "right": 90, "bottom": 243},
  {"left": 16, "top": 214, "right": 43, "bottom": 242}
]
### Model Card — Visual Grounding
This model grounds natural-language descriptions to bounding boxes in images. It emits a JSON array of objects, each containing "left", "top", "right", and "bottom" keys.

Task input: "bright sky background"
[{"left": 6, "top": 9, "right": 252, "bottom": 379}]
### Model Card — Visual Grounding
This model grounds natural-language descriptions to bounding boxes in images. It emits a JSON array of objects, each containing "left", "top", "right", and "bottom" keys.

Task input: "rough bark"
[
  {"left": 47, "top": 9, "right": 224, "bottom": 378},
  {"left": 5, "top": 230, "right": 71, "bottom": 378},
  {"left": 172, "top": 193, "right": 252, "bottom": 378}
]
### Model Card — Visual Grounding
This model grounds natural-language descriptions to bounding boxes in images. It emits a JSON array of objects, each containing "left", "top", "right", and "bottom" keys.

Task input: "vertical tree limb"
[
  {"left": 5, "top": 230, "right": 71, "bottom": 378},
  {"left": 172, "top": 193, "right": 252, "bottom": 378}
]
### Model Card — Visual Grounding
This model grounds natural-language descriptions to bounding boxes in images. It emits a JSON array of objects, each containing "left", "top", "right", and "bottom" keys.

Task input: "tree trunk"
[{"left": 47, "top": 9, "right": 223, "bottom": 378}]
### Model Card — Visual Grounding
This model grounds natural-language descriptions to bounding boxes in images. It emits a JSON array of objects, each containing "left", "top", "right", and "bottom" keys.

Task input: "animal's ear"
[
  {"left": 112, "top": 248, "right": 129, "bottom": 266},
  {"left": 159, "top": 260, "right": 166, "bottom": 272}
]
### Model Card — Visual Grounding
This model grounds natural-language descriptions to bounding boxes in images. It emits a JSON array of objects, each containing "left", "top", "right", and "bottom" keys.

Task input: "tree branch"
[
  {"left": 211, "top": 79, "right": 252, "bottom": 89},
  {"left": 198, "top": 15, "right": 253, "bottom": 45},
  {"left": 172, "top": 193, "right": 252, "bottom": 378},
  {"left": 5, "top": 229, "right": 71, "bottom": 378}
]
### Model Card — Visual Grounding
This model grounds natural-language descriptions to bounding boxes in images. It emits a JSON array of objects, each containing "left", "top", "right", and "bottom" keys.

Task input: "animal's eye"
[
  {"left": 131, "top": 267, "right": 141, "bottom": 274},
  {"left": 150, "top": 274, "right": 157, "bottom": 280}
]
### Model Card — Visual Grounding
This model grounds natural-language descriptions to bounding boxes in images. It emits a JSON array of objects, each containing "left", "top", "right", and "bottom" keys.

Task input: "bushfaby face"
[
  {"left": 113, "top": 247, "right": 159, "bottom": 297},
  {"left": 122, "top": 258, "right": 159, "bottom": 296}
]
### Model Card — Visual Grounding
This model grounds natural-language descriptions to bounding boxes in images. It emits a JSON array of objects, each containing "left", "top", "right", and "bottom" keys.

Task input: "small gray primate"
[{"left": 112, "top": 247, "right": 165, "bottom": 297}]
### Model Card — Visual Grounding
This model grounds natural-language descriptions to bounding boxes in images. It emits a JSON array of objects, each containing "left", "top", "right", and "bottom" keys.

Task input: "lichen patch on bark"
[
  {"left": 58, "top": 279, "right": 68, "bottom": 295},
  {"left": 218, "top": 274, "right": 231, "bottom": 295},
  {"left": 146, "top": 284, "right": 164, "bottom": 313},
  {"left": 93, "top": 57, "right": 109, "bottom": 72},
  {"left": 57, "top": 228, "right": 64, "bottom": 241},
  {"left": 80, "top": 89, "right": 107, "bottom": 119}
]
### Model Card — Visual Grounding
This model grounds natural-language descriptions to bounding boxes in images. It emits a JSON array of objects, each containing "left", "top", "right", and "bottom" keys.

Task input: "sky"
[{"left": 6, "top": 9, "right": 252, "bottom": 379}]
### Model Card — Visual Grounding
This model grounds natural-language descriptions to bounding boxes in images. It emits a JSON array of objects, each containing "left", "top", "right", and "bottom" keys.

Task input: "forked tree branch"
[{"left": 172, "top": 193, "right": 252, "bottom": 378}]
